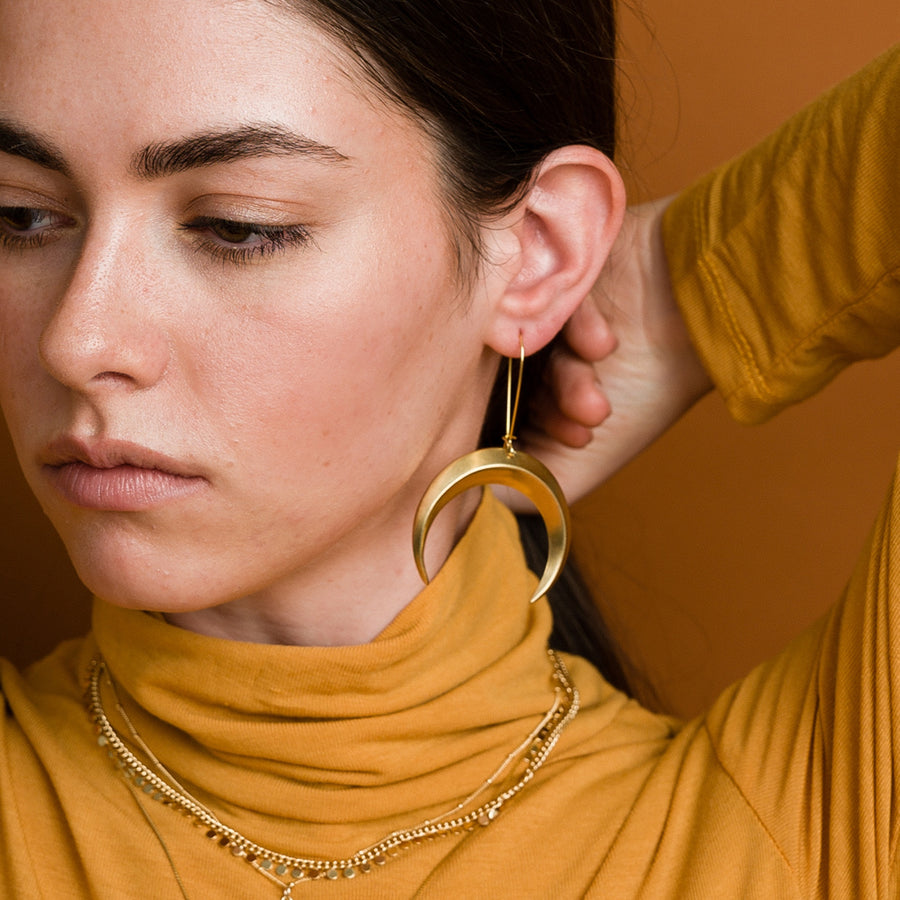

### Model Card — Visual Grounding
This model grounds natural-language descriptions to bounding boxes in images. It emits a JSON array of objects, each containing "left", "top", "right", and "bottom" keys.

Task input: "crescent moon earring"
[{"left": 412, "top": 335, "right": 571, "bottom": 604}]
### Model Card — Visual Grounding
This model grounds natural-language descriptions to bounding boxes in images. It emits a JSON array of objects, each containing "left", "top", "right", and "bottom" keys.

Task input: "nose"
[{"left": 39, "top": 227, "right": 170, "bottom": 393}]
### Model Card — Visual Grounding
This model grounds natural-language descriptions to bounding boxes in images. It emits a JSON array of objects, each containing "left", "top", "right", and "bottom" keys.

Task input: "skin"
[
  {"left": 0, "top": 0, "right": 640, "bottom": 649},
  {"left": 527, "top": 199, "right": 712, "bottom": 499},
  {"left": 0, "top": 0, "right": 519, "bottom": 646}
]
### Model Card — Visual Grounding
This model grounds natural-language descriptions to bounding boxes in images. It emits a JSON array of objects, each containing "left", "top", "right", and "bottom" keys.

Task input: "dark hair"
[
  {"left": 278, "top": 0, "right": 617, "bottom": 265},
  {"left": 274, "top": 0, "right": 634, "bottom": 695}
]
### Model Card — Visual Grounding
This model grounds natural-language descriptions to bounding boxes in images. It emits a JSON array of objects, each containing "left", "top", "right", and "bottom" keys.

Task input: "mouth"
[{"left": 41, "top": 437, "right": 207, "bottom": 512}]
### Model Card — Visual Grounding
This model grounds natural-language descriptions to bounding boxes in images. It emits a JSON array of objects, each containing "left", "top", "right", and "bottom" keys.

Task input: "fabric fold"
[{"left": 89, "top": 492, "right": 562, "bottom": 833}]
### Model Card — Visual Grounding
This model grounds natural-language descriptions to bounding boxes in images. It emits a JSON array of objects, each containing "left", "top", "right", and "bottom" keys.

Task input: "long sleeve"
[
  {"left": 658, "top": 46, "right": 900, "bottom": 897},
  {"left": 662, "top": 45, "right": 900, "bottom": 424}
]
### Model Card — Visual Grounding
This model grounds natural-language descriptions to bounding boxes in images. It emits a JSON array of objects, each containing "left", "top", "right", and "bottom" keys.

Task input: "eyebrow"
[
  {"left": 132, "top": 124, "right": 349, "bottom": 179},
  {"left": 0, "top": 119, "right": 348, "bottom": 180},
  {"left": 0, "top": 119, "right": 71, "bottom": 176}
]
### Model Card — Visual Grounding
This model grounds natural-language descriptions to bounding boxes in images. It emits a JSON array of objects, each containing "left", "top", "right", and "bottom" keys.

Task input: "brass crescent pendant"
[{"left": 412, "top": 447, "right": 571, "bottom": 604}]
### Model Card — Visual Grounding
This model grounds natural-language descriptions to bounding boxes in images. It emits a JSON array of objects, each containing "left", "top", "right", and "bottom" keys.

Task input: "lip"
[{"left": 41, "top": 437, "right": 207, "bottom": 512}]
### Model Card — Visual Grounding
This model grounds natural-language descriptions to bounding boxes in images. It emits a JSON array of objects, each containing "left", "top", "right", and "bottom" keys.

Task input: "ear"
[{"left": 482, "top": 146, "right": 625, "bottom": 357}]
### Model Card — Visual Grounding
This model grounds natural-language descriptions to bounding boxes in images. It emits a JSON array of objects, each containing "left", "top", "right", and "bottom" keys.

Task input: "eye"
[
  {"left": 181, "top": 215, "right": 313, "bottom": 264},
  {"left": 0, "top": 206, "right": 71, "bottom": 249},
  {"left": 207, "top": 220, "right": 262, "bottom": 244},
  {"left": 1, "top": 206, "right": 46, "bottom": 232}
]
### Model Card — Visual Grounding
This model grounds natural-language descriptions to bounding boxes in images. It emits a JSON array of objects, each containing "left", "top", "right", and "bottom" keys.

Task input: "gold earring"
[{"left": 412, "top": 335, "right": 571, "bottom": 604}]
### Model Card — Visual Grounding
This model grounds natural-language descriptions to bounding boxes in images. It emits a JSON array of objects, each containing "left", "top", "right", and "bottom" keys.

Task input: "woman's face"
[{"left": 0, "top": 0, "right": 503, "bottom": 617}]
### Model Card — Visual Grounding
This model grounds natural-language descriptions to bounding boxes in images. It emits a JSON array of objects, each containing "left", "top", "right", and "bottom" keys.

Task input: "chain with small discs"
[{"left": 85, "top": 649, "right": 579, "bottom": 895}]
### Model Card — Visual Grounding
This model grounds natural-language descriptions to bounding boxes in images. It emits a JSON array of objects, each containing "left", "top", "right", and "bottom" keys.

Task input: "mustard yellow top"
[
  {"left": 2, "top": 46, "right": 900, "bottom": 900},
  {"left": 664, "top": 44, "right": 900, "bottom": 426}
]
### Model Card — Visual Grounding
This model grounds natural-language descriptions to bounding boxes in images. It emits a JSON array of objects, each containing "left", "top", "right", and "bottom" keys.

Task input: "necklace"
[{"left": 85, "top": 649, "right": 579, "bottom": 897}]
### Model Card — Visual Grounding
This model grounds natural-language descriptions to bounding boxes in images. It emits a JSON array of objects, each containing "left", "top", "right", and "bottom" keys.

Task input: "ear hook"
[{"left": 503, "top": 334, "right": 526, "bottom": 454}]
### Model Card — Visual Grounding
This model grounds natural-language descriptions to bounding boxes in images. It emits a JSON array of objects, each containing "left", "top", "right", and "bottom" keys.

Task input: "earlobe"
[{"left": 484, "top": 146, "right": 625, "bottom": 358}]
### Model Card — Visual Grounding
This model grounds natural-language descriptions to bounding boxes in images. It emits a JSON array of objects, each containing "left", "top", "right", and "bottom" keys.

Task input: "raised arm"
[
  {"left": 664, "top": 43, "right": 900, "bottom": 423},
  {"left": 528, "top": 44, "right": 900, "bottom": 501}
]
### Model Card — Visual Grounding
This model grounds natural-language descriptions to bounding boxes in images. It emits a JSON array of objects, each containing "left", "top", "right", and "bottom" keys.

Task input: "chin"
[
  {"left": 60, "top": 532, "right": 228, "bottom": 614},
  {"left": 74, "top": 567, "right": 212, "bottom": 614}
]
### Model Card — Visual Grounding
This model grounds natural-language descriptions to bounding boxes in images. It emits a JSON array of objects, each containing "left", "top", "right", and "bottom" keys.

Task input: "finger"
[
  {"left": 527, "top": 378, "right": 595, "bottom": 448},
  {"left": 521, "top": 412, "right": 594, "bottom": 449},
  {"left": 547, "top": 349, "right": 611, "bottom": 428},
  {"left": 562, "top": 293, "right": 618, "bottom": 362}
]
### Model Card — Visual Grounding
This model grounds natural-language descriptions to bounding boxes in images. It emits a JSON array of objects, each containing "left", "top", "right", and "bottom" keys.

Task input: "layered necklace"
[{"left": 85, "top": 649, "right": 579, "bottom": 897}]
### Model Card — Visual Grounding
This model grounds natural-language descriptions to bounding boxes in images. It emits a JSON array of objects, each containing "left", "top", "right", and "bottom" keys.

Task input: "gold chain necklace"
[{"left": 85, "top": 649, "right": 579, "bottom": 897}]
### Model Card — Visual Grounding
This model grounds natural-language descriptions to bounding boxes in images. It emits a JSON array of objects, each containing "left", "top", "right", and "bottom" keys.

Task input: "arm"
[
  {"left": 665, "top": 43, "right": 900, "bottom": 424},
  {"left": 608, "top": 50, "right": 900, "bottom": 894},
  {"left": 543, "top": 47, "right": 900, "bottom": 892},
  {"left": 527, "top": 45, "right": 900, "bottom": 500}
]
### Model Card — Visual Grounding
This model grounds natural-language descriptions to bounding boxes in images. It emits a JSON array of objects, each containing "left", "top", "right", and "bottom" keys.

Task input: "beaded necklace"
[{"left": 86, "top": 649, "right": 579, "bottom": 897}]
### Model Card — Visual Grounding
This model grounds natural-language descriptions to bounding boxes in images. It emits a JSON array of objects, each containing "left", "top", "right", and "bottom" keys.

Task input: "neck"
[
  {"left": 164, "top": 489, "right": 481, "bottom": 647},
  {"left": 88, "top": 503, "right": 557, "bottom": 870}
]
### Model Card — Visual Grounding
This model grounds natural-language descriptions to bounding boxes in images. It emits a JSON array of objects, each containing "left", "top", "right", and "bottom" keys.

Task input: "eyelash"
[
  {"left": 180, "top": 216, "right": 314, "bottom": 264},
  {"left": 0, "top": 207, "right": 70, "bottom": 253},
  {"left": 0, "top": 207, "right": 313, "bottom": 265}
]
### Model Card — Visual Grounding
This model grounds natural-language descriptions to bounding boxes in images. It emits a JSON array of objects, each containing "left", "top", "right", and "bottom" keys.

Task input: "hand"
[{"left": 519, "top": 196, "right": 713, "bottom": 504}]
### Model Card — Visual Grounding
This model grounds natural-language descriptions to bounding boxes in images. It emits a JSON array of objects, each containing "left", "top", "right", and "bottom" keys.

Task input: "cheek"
[
  {"left": 0, "top": 299, "right": 47, "bottom": 430},
  {"left": 185, "top": 221, "right": 463, "bottom": 442},
  {"left": 0, "top": 247, "right": 79, "bottom": 414},
  {"left": 193, "top": 307, "right": 423, "bottom": 452},
  {"left": 182, "top": 268, "right": 467, "bottom": 499}
]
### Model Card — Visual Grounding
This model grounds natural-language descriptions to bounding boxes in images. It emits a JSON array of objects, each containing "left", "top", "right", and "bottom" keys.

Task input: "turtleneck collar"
[{"left": 91, "top": 492, "right": 563, "bottom": 855}]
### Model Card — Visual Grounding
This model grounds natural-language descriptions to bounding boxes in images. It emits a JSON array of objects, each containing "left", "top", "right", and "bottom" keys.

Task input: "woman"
[{"left": 1, "top": 1, "right": 899, "bottom": 898}]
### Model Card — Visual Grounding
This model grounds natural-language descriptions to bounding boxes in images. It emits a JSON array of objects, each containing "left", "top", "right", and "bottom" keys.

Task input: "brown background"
[
  {"left": 573, "top": 1, "right": 900, "bottom": 714},
  {"left": 1, "top": 3, "right": 899, "bottom": 717}
]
